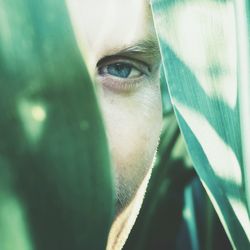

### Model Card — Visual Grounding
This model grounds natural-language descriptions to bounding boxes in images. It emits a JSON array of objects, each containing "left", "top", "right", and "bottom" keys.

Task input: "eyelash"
[{"left": 96, "top": 57, "right": 150, "bottom": 92}]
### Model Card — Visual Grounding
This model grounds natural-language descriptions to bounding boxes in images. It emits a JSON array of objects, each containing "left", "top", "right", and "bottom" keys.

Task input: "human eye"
[
  {"left": 98, "top": 62, "right": 143, "bottom": 79},
  {"left": 96, "top": 57, "right": 150, "bottom": 92}
]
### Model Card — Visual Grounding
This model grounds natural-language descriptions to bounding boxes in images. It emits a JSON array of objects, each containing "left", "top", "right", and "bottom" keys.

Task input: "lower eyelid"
[{"left": 96, "top": 74, "right": 148, "bottom": 93}]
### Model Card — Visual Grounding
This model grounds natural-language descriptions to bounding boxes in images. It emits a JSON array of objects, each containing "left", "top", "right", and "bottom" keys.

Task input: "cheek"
[{"left": 98, "top": 84, "right": 163, "bottom": 200}]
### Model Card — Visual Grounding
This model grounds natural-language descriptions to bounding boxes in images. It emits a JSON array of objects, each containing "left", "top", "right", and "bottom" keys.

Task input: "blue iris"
[{"left": 107, "top": 63, "right": 132, "bottom": 78}]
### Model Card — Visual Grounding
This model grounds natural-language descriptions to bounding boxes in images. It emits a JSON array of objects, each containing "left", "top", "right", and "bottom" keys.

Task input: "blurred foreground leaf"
[{"left": 0, "top": 0, "right": 114, "bottom": 249}]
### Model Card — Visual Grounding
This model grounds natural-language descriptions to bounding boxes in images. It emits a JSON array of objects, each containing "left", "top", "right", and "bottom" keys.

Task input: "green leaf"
[
  {"left": 151, "top": 0, "right": 250, "bottom": 249},
  {"left": 235, "top": 0, "right": 250, "bottom": 214},
  {"left": 0, "top": 0, "right": 114, "bottom": 249}
]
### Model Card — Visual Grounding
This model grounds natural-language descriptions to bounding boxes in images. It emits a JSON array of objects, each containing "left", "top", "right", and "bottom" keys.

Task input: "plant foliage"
[
  {"left": 151, "top": 0, "right": 250, "bottom": 249},
  {"left": 0, "top": 0, "right": 114, "bottom": 249}
]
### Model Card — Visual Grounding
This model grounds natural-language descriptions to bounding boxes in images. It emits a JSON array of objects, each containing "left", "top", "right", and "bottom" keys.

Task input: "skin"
[{"left": 66, "top": 0, "right": 163, "bottom": 248}]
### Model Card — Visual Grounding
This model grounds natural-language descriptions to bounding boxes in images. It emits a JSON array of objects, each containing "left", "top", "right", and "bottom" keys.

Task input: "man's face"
[{"left": 67, "top": 0, "right": 163, "bottom": 214}]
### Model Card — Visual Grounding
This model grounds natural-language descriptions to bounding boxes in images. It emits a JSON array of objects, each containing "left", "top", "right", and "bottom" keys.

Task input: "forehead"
[{"left": 67, "top": 0, "right": 155, "bottom": 63}]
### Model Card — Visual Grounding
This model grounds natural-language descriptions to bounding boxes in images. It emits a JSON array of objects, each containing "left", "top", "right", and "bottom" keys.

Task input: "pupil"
[{"left": 107, "top": 63, "right": 132, "bottom": 78}]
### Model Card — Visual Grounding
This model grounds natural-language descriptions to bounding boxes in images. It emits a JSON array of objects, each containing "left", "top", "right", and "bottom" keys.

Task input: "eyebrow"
[
  {"left": 116, "top": 39, "right": 160, "bottom": 58},
  {"left": 98, "top": 39, "right": 161, "bottom": 64}
]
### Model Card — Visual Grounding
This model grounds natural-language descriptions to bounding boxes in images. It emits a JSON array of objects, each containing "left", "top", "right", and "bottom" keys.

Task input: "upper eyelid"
[{"left": 96, "top": 55, "right": 151, "bottom": 72}]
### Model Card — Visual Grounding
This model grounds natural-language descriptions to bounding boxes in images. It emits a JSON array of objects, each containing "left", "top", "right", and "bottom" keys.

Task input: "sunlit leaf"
[
  {"left": 235, "top": 0, "right": 250, "bottom": 214},
  {"left": 151, "top": 0, "right": 250, "bottom": 248}
]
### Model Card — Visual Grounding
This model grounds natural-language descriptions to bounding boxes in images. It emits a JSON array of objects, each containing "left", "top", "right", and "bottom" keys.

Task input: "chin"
[
  {"left": 113, "top": 149, "right": 158, "bottom": 217},
  {"left": 113, "top": 169, "right": 148, "bottom": 217},
  {"left": 107, "top": 159, "right": 155, "bottom": 250}
]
